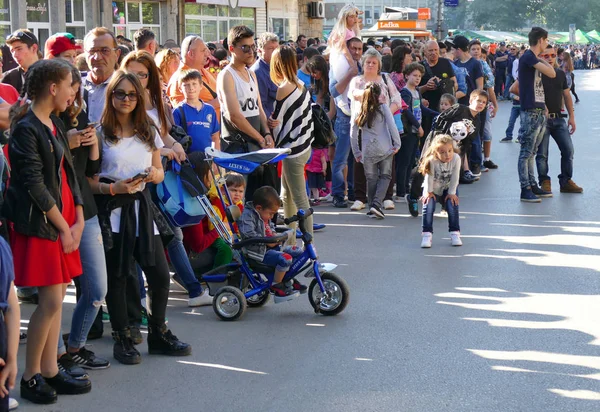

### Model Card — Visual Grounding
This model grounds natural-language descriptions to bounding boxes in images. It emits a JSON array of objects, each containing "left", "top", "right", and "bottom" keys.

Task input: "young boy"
[
  {"left": 398, "top": 62, "right": 438, "bottom": 201},
  {"left": 237, "top": 186, "right": 305, "bottom": 302},
  {"left": 0, "top": 236, "right": 20, "bottom": 411},
  {"left": 208, "top": 172, "right": 246, "bottom": 234},
  {"left": 173, "top": 70, "right": 221, "bottom": 153}
]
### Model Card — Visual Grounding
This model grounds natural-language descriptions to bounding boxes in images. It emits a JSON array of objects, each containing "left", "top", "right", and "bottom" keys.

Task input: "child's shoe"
[
  {"left": 421, "top": 232, "right": 433, "bottom": 248},
  {"left": 286, "top": 279, "right": 308, "bottom": 294},
  {"left": 450, "top": 231, "right": 463, "bottom": 246},
  {"left": 270, "top": 283, "right": 300, "bottom": 303}
]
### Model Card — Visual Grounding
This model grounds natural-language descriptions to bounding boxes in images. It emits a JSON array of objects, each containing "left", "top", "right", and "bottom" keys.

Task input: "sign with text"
[
  {"left": 444, "top": 0, "right": 459, "bottom": 6},
  {"left": 418, "top": 8, "right": 431, "bottom": 20},
  {"left": 377, "top": 20, "right": 427, "bottom": 30}
]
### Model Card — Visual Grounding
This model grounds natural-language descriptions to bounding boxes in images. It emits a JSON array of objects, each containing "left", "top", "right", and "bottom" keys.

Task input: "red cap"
[{"left": 44, "top": 34, "right": 77, "bottom": 58}]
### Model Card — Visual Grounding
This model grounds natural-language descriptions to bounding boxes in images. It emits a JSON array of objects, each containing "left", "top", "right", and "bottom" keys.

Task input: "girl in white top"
[
  {"left": 418, "top": 134, "right": 462, "bottom": 248},
  {"left": 91, "top": 70, "right": 191, "bottom": 364}
]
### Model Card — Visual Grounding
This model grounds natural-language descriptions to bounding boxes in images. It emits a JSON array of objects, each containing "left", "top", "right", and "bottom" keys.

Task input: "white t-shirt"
[{"left": 98, "top": 129, "right": 164, "bottom": 234}]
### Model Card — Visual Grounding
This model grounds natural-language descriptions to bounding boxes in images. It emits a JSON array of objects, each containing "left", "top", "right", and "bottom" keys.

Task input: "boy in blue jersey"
[{"left": 172, "top": 70, "right": 221, "bottom": 152}]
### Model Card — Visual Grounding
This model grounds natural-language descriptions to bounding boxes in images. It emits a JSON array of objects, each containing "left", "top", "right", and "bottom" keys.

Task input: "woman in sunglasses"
[{"left": 90, "top": 70, "right": 191, "bottom": 365}]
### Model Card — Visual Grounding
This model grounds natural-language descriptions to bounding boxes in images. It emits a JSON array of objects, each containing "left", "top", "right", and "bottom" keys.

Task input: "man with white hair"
[
  {"left": 167, "top": 35, "right": 220, "bottom": 118},
  {"left": 250, "top": 32, "right": 279, "bottom": 119},
  {"left": 419, "top": 39, "right": 458, "bottom": 111}
]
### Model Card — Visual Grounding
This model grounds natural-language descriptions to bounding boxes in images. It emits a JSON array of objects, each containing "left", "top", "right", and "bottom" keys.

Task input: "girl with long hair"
[
  {"left": 389, "top": 45, "right": 413, "bottom": 91},
  {"left": 155, "top": 48, "right": 181, "bottom": 92},
  {"left": 418, "top": 134, "right": 462, "bottom": 248},
  {"left": 350, "top": 82, "right": 400, "bottom": 219},
  {"left": 4, "top": 59, "right": 90, "bottom": 404},
  {"left": 561, "top": 51, "right": 579, "bottom": 103},
  {"left": 91, "top": 70, "right": 191, "bottom": 365},
  {"left": 306, "top": 55, "right": 336, "bottom": 120},
  {"left": 122, "top": 51, "right": 212, "bottom": 308}
]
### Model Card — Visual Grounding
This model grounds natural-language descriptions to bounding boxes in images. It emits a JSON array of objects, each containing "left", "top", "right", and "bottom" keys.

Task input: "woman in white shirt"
[{"left": 91, "top": 70, "right": 191, "bottom": 365}]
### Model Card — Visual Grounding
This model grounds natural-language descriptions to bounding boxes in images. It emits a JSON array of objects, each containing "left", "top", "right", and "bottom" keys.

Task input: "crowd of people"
[{"left": 0, "top": 4, "right": 586, "bottom": 410}]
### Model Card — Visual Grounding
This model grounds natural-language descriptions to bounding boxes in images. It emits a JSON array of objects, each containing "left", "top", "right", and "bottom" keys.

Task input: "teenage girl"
[
  {"left": 91, "top": 70, "right": 191, "bottom": 365},
  {"left": 561, "top": 52, "right": 579, "bottom": 103},
  {"left": 418, "top": 134, "right": 462, "bottom": 248},
  {"left": 4, "top": 59, "right": 91, "bottom": 404}
]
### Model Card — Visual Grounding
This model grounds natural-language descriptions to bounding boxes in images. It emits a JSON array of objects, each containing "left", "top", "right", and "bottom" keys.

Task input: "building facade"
[{"left": 0, "top": 0, "right": 323, "bottom": 47}]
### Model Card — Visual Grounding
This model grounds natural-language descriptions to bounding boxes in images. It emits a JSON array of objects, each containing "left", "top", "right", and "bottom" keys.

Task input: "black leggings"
[
  {"left": 104, "top": 235, "right": 170, "bottom": 331},
  {"left": 570, "top": 73, "right": 579, "bottom": 101}
]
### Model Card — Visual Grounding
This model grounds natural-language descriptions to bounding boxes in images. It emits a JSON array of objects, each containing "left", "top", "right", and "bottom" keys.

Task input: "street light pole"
[{"left": 436, "top": 0, "right": 443, "bottom": 40}]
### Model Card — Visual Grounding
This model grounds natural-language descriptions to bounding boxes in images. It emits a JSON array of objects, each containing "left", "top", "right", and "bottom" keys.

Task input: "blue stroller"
[{"left": 198, "top": 147, "right": 350, "bottom": 321}]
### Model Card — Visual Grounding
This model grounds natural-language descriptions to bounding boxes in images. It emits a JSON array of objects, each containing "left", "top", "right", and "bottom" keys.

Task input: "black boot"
[
  {"left": 147, "top": 325, "right": 192, "bottom": 356},
  {"left": 44, "top": 370, "right": 91, "bottom": 395},
  {"left": 112, "top": 330, "right": 141, "bottom": 365},
  {"left": 20, "top": 374, "right": 57, "bottom": 404}
]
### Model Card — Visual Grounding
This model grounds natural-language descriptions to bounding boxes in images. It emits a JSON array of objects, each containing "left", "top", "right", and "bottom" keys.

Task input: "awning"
[{"left": 184, "top": 0, "right": 264, "bottom": 8}]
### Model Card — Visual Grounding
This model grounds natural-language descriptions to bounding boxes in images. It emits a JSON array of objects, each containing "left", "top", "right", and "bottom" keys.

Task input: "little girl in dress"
[{"left": 327, "top": 5, "right": 362, "bottom": 115}]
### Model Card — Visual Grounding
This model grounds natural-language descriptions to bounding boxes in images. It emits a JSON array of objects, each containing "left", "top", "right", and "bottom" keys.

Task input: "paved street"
[{"left": 17, "top": 69, "right": 600, "bottom": 412}]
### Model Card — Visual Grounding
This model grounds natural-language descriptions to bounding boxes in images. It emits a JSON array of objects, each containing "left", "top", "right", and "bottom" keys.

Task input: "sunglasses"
[
  {"left": 7, "top": 30, "right": 37, "bottom": 44},
  {"left": 541, "top": 53, "right": 556, "bottom": 58},
  {"left": 236, "top": 44, "right": 256, "bottom": 54},
  {"left": 112, "top": 90, "right": 138, "bottom": 101}
]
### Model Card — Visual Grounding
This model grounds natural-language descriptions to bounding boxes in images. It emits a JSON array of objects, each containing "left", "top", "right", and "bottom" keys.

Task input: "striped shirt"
[{"left": 271, "top": 85, "right": 314, "bottom": 158}]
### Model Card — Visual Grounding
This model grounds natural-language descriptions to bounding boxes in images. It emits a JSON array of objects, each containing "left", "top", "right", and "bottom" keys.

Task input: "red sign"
[{"left": 418, "top": 8, "right": 431, "bottom": 20}]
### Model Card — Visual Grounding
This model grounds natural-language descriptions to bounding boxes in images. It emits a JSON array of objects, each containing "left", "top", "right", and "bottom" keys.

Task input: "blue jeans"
[
  {"left": 517, "top": 109, "right": 546, "bottom": 189},
  {"left": 495, "top": 70, "right": 506, "bottom": 97},
  {"left": 364, "top": 155, "right": 393, "bottom": 209},
  {"left": 166, "top": 226, "right": 203, "bottom": 298},
  {"left": 503, "top": 73, "right": 514, "bottom": 99},
  {"left": 505, "top": 105, "right": 521, "bottom": 139},
  {"left": 422, "top": 189, "right": 460, "bottom": 233},
  {"left": 332, "top": 112, "right": 351, "bottom": 199},
  {"left": 470, "top": 112, "right": 484, "bottom": 167},
  {"left": 535, "top": 117, "right": 574, "bottom": 186},
  {"left": 59, "top": 216, "right": 108, "bottom": 351},
  {"left": 482, "top": 108, "right": 493, "bottom": 142}
]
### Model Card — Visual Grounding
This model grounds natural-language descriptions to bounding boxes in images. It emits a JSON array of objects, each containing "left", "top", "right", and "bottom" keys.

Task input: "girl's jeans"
[
  {"left": 422, "top": 189, "right": 460, "bottom": 233},
  {"left": 58, "top": 216, "right": 108, "bottom": 351},
  {"left": 364, "top": 154, "right": 393, "bottom": 209}
]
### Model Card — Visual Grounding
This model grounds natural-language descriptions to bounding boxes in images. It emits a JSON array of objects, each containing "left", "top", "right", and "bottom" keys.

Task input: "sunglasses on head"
[{"left": 7, "top": 30, "right": 36, "bottom": 44}]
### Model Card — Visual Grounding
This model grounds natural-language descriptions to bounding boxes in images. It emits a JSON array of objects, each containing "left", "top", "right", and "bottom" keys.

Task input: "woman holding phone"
[{"left": 90, "top": 70, "right": 191, "bottom": 365}]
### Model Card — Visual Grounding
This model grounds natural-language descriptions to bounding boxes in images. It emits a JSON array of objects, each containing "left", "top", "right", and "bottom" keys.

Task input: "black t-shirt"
[
  {"left": 542, "top": 68, "right": 568, "bottom": 114},
  {"left": 419, "top": 57, "right": 456, "bottom": 111},
  {"left": 434, "top": 104, "right": 481, "bottom": 145},
  {"left": 453, "top": 57, "right": 483, "bottom": 105}
]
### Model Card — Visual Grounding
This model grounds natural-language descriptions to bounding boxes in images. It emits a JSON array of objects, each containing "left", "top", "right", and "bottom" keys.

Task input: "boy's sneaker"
[
  {"left": 470, "top": 164, "right": 482, "bottom": 177},
  {"left": 421, "top": 232, "right": 433, "bottom": 248},
  {"left": 463, "top": 170, "right": 480, "bottom": 181},
  {"left": 500, "top": 137, "right": 512, "bottom": 142},
  {"left": 366, "top": 211, "right": 376, "bottom": 218},
  {"left": 70, "top": 347, "right": 111, "bottom": 370},
  {"left": 57, "top": 353, "right": 89, "bottom": 380},
  {"left": 188, "top": 290, "right": 213, "bottom": 307},
  {"left": 531, "top": 184, "right": 553, "bottom": 198},
  {"left": 541, "top": 180, "right": 552, "bottom": 193},
  {"left": 369, "top": 205, "right": 385, "bottom": 219},
  {"left": 270, "top": 283, "right": 300, "bottom": 303},
  {"left": 332, "top": 197, "right": 347, "bottom": 208},
  {"left": 406, "top": 194, "right": 419, "bottom": 217},
  {"left": 288, "top": 279, "right": 308, "bottom": 294},
  {"left": 382, "top": 199, "right": 395, "bottom": 210},
  {"left": 560, "top": 179, "right": 583, "bottom": 193},
  {"left": 450, "top": 231, "right": 463, "bottom": 246},
  {"left": 393, "top": 195, "right": 406, "bottom": 203},
  {"left": 483, "top": 160, "right": 498, "bottom": 169},
  {"left": 520, "top": 187, "right": 541, "bottom": 203},
  {"left": 350, "top": 200, "right": 366, "bottom": 211}
]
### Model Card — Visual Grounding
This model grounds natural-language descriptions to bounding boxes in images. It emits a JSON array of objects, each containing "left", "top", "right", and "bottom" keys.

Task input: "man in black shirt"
[
  {"left": 535, "top": 46, "right": 582, "bottom": 194},
  {"left": 2, "top": 29, "right": 40, "bottom": 94},
  {"left": 419, "top": 40, "right": 457, "bottom": 111}
]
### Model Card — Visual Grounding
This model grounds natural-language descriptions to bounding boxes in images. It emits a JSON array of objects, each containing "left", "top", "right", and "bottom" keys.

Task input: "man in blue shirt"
[
  {"left": 250, "top": 32, "right": 279, "bottom": 119},
  {"left": 494, "top": 42, "right": 509, "bottom": 99}
]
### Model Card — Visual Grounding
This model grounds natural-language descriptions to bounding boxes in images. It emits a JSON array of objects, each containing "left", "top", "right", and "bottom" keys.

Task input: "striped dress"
[{"left": 271, "top": 85, "right": 314, "bottom": 158}]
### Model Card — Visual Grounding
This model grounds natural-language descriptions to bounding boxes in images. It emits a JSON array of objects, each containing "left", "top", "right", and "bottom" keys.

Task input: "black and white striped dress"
[{"left": 271, "top": 85, "right": 314, "bottom": 158}]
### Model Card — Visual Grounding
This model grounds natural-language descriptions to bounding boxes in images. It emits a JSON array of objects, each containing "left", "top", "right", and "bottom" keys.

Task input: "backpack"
[
  {"left": 155, "top": 160, "right": 207, "bottom": 227},
  {"left": 311, "top": 103, "right": 335, "bottom": 148}
]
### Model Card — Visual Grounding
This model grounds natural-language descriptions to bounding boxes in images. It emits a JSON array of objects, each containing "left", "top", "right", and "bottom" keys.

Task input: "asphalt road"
[{"left": 16, "top": 69, "right": 600, "bottom": 412}]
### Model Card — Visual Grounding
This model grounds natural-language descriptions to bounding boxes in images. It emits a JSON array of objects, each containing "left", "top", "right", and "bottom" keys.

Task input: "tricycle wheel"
[
  {"left": 213, "top": 286, "right": 247, "bottom": 321},
  {"left": 308, "top": 272, "right": 349, "bottom": 316},
  {"left": 246, "top": 289, "right": 270, "bottom": 307}
]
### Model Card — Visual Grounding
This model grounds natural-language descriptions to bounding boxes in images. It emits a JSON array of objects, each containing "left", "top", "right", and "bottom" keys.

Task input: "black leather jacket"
[{"left": 3, "top": 110, "right": 83, "bottom": 241}]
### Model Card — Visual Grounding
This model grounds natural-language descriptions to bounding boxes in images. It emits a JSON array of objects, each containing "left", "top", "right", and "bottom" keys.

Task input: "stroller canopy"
[{"left": 205, "top": 148, "right": 291, "bottom": 174}]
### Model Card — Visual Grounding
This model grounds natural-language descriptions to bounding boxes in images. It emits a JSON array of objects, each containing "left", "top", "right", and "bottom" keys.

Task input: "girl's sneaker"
[
  {"left": 421, "top": 232, "right": 433, "bottom": 248},
  {"left": 369, "top": 205, "right": 385, "bottom": 219},
  {"left": 450, "top": 231, "right": 463, "bottom": 246}
]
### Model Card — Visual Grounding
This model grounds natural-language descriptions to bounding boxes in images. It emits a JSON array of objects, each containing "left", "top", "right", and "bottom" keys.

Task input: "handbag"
[{"left": 155, "top": 160, "right": 207, "bottom": 227}]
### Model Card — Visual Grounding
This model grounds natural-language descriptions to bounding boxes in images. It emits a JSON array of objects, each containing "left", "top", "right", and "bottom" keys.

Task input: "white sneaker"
[
  {"left": 421, "top": 232, "right": 432, "bottom": 248},
  {"left": 9, "top": 397, "right": 18, "bottom": 411},
  {"left": 393, "top": 195, "right": 406, "bottom": 203},
  {"left": 450, "top": 231, "right": 463, "bottom": 246},
  {"left": 320, "top": 193, "right": 333, "bottom": 202},
  {"left": 383, "top": 200, "right": 395, "bottom": 210},
  {"left": 350, "top": 200, "right": 365, "bottom": 211},
  {"left": 188, "top": 290, "right": 213, "bottom": 307}
]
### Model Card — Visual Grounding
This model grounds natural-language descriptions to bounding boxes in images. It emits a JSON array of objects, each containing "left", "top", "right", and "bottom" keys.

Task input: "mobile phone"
[{"left": 132, "top": 172, "right": 149, "bottom": 181}]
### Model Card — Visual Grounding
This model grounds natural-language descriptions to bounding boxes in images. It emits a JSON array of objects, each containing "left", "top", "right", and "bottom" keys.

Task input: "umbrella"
[
  {"left": 556, "top": 29, "right": 595, "bottom": 44},
  {"left": 587, "top": 30, "right": 600, "bottom": 42}
]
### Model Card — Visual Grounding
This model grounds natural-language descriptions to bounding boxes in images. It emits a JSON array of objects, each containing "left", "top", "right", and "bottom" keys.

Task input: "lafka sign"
[{"left": 26, "top": 2, "right": 48, "bottom": 14}]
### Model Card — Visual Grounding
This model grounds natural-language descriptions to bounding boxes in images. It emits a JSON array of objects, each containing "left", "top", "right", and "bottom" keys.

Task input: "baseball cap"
[
  {"left": 44, "top": 33, "right": 77, "bottom": 58},
  {"left": 499, "top": 41, "right": 506, "bottom": 46},
  {"left": 6, "top": 29, "right": 38, "bottom": 47},
  {"left": 382, "top": 36, "right": 391, "bottom": 42},
  {"left": 452, "top": 35, "right": 469, "bottom": 51}
]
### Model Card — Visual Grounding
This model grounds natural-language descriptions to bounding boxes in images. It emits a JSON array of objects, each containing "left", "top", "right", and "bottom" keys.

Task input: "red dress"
[{"left": 11, "top": 131, "right": 82, "bottom": 287}]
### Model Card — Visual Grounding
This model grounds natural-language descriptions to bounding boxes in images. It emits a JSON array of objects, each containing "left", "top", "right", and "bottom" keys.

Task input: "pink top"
[
  {"left": 345, "top": 28, "right": 355, "bottom": 41},
  {"left": 306, "top": 148, "right": 328, "bottom": 173}
]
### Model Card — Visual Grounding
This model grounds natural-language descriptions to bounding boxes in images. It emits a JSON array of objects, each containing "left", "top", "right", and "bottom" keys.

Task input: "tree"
[
  {"left": 585, "top": 11, "right": 599, "bottom": 31},
  {"left": 466, "top": 0, "right": 543, "bottom": 31}
]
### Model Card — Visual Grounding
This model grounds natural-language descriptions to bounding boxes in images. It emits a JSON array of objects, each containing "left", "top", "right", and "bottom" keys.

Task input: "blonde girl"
[{"left": 418, "top": 134, "right": 462, "bottom": 248}]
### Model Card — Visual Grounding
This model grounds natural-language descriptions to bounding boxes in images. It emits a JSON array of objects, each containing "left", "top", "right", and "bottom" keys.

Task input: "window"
[
  {"left": 0, "top": 0, "right": 10, "bottom": 41},
  {"left": 26, "top": 0, "right": 49, "bottom": 23},
  {"left": 65, "top": 0, "right": 85, "bottom": 40},
  {"left": 184, "top": 6, "right": 255, "bottom": 43},
  {"left": 113, "top": 1, "right": 161, "bottom": 43},
  {"left": 272, "top": 18, "right": 297, "bottom": 42}
]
